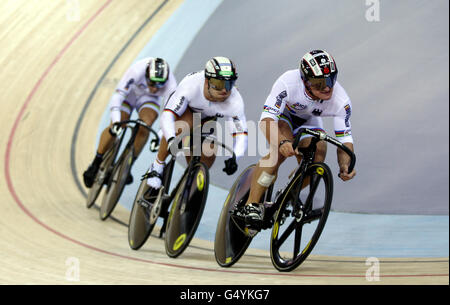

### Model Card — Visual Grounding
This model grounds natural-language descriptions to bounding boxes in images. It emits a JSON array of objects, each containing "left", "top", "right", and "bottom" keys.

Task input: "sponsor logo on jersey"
[
  {"left": 291, "top": 102, "right": 307, "bottom": 110},
  {"left": 344, "top": 104, "right": 351, "bottom": 127},
  {"left": 275, "top": 90, "right": 287, "bottom": 109},
  {"left": 263, "top": 105, "right": 281, "bottom": 116},
  {"left": 312, "top": 109, "right": 323, "bottom": 116},
  {"left": 125, "top": 78, "right": 135, "bottom": 90},
  {"left": 173, "top": 96, "right": 185, "bottom": 113}
]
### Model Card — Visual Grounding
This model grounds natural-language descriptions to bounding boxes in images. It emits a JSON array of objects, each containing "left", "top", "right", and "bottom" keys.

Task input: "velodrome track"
[{"left": 1, "top": 0, "right": 448, "bottom": 285}]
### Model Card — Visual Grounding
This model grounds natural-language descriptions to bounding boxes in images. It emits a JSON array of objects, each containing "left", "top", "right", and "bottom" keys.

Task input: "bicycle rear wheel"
[
  {"left": 270, "top": 162, "right": 333, "bottom": 272},
  {"left": 164, "top": 162, "right": 209, "bottom": 258},
  {"left": 100, "top": 148, "right": 133, "bottom": 220},
  {"left": 214, "top": 164, "right": 256, "bottom": 267}
]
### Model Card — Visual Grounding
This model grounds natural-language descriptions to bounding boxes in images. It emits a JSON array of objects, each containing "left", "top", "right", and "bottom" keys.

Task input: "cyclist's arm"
[
  {"left": 225, "top": 114, "right": 248, "bottom": 160},
  {"left": 160, "top": 92, "right": 188, "bottom": 141},
  {"left": 333, "top": 102, "right": 356, "bottom": 180},
  {"left": 109, "top": 64, "right": 140, "bottom": 123},
  {"left": 259, "top": 77, "right": 291, "bottom": 148}
]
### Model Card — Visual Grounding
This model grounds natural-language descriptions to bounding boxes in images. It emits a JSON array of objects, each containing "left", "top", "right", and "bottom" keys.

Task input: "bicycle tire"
[
  {"left": 128, "top": 179, "right": 156, "bottom": 250},
  {"left": 214, "top": 164, "right": 256, "bottom": 267},
  {"left": 86, "top": 146, "right": 116, "bottom": 209},
  {"left": 99, "top": 148, "right": 133, "bottom": 220},
  {"left": 270, "top": 162, "right": 333, "bottom": 272},
  {"left": 164, "top": 162, "right": 209, "bottom": 258}
]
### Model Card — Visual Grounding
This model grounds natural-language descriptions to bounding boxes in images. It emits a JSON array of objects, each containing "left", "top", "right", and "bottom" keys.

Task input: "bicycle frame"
[{"left": 259, "top": 128, "right": 355, "bottom": 230}]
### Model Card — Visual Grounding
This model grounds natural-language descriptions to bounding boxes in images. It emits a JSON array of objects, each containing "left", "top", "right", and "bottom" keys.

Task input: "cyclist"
[
  {"left": 145, "top": 56, "right": 248, "bottom": 190},
  {"left": 83, "top": 57, "right": 177, "bottom": 188},
  {"left": 241, "top": 50, "right": 356, "bottom": 228}
]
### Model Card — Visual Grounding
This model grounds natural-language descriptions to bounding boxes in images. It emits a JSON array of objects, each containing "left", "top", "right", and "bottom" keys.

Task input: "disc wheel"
[
  {"left": 164, "top": 162, "right": 209, "bottom": 258},
  {"left": 270, "top": 162, "right": 333, "bottom": 272}
]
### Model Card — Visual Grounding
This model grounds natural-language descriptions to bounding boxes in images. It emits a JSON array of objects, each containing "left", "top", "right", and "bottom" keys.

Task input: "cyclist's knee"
[
  {"left": 259, "top": 148, "right": 286, "bottom": 168},
  {"left": 315, "top": 141, "right": 327, "bottom": 162}
]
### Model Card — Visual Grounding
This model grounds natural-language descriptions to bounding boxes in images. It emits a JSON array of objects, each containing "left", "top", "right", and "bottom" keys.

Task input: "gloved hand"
[
  {"left": 166, "top": 137, "right": 177, "bottom": 156},
  {"left": 223, "top": 156, "right": 238, "bottom": 175},
  {"left": 109, "top": 122, "right": 123, "bottom": 137}
]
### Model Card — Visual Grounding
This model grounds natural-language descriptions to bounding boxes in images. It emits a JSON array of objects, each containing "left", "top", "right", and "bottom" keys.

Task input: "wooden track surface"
[{"left": 0, "top": 0, "right": 448, "bottom": 285}]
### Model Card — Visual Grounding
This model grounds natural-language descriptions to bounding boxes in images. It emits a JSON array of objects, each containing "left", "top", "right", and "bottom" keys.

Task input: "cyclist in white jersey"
[
  {"left": 83, "top": 57, "right": 177, "bottom": 188},
  {"left": 241, "top": 50, "right": 356, "bottom": 227},
  {"left": 145, "top": 56, "right": 248, "bottom": 189}
]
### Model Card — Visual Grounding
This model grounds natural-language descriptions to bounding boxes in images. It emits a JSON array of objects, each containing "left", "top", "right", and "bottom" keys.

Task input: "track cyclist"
[
  {"left": 145, "top": 56, "right": 248, "bottom": 190},
  {"left": 83, "top": 57, "right": 177, "bottom": 188},
  {"left": 241, "top": 50, "right": 357, "bottom": 228}
]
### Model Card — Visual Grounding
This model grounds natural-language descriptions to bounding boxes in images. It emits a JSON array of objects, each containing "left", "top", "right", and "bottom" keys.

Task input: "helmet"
[
  {"left": 300, "top": 50, "right": 338, "bottom": 90},
  {"left": 146, "top": 57, "right": 169, "bottom": 88},
  {"left": 205, "top": 56, "right": 237, "bottom": 91}
]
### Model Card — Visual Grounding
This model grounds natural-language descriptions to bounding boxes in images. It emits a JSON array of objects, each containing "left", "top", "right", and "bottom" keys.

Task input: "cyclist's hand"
[
  {"left": 223, "top": 157, "right": 238, "bottom": 175},
  {"left": 339, "top": 166, "right": 356, "bottom": 181},
  {"left": 110, "top": 122, "right": 123, "bottom": 137},
  {"left": 166, "top": 137, "right": 177, "bottom": 156},
  {"left": 279, "top": 140, "right": 295, "bottom": 158}
]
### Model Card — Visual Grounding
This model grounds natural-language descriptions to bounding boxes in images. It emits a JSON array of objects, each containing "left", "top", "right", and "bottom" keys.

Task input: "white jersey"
[
  {"left": 108, "top": 57, "right": 177, "bottom": 123},
  {"left": 261, "top": 69, "right": 353, "bottom": 143},
  {"left": 161, "top": 71, "right": 248, "bottom": 159}
]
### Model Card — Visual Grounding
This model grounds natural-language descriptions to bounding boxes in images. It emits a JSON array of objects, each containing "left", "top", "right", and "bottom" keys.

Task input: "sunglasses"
[
  {"left": 307, "top": 75, "right": 337, "bottom": 91},
  {"left": 209, "top": 78, "right": 235, "bottom": 91},
  {"left": 146, "top": 78, "right": 166, "bottom": 89}
]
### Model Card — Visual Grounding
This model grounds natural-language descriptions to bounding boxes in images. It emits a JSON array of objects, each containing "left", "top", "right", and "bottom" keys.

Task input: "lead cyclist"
[{"left": 241, "top": 50, "right": 357, "bottom": 228}]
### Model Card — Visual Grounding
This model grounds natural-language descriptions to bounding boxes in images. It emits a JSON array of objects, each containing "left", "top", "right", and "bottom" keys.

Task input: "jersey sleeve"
[
  {"left": 225, "top": 112, "right": 248, "bottom": 160},
  {"left": 160, "top": 87, "right": 189, "bottom": 140},
  {"left": 260, "top": 77, "right": 289, "bottom": 122},
  {"left": 333, "top": 101, "right": 353, "bottom": 144}
]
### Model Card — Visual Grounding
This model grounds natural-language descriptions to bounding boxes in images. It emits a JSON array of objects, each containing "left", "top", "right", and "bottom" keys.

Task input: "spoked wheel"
[
  {"left": 214, "top": 164, "right": 256, "bottom": 267},
  {"left": 270, "top": 162, "right": 333, "bottom": 272},
  {"left": 100, "top": 149, "right": 133, "bottom": 220},
  {"left": 164, "top": 162, "right": 209, "bottom": 258},
  {"left": 128, "top": 178, "right": 163, "bottom": 250},
  {"left": 86, "top": 144, "right": 116, "bottom": 209}
]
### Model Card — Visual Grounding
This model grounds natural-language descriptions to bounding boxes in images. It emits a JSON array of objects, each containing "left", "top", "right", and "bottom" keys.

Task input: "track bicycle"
[
  {"left": 214, "top": 128, "right": 356, "bottom": 272},
  {"left": 86, "top": 129, "right": 125, "bottom": 209},
  {"left": 128, "top": 132, "right": 235, "bottom": 259},
  {"left": 99, "top": 119, "right": 159, "bottom": 220}
]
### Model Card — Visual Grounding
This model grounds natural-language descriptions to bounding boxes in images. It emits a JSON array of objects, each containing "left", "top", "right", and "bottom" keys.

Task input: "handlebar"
[
  {"left": 171, "top": 133, "right": 236, "bottom": 160},
  {"left": 202, "top": 134, "right": 237, "bottom": 160},
  {"left": 293, "top": 128, "right": 356, "bottom": 174},
  {"left": 115, "top": 119, "right": 160, "bottom": 152}
]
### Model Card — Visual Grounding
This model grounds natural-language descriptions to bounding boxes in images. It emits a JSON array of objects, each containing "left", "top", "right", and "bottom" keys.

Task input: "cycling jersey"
[
  {"left": 161, "top": 71, "right": 248, "bottom": 159},
  {"left": 109, "top": 57, "right": 177, "bottom": 123},
  {"left": 261, "top": 69, "right": 353, "bottom": 143}
]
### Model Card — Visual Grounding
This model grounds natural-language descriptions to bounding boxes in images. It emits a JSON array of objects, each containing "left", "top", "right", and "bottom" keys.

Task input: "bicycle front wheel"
[
  {"left": 128, "top": 179, "right": 159, "bottom": 250},
  {"left": 164, "top": 162, "right": 209, "bottom": 258},
  {"left": 270, "top": 162, "right": 333, "bottom": 272},
  {"left": 100, "top": 149, "right": 133, "bottom": 220}
]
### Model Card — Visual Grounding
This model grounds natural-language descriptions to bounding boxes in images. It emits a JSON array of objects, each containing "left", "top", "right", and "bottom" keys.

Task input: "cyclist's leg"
[
  {"left": 135, "top": 103, "right": 159, "bottom": 157},
  {"left": 292, "top": 117, "right": 328, "bottom": 188},
  {"left": 147, "top": 107, "right": 192, "bottom": 188},
  {"left": 245, "top": 119, "right": 293, "bottom": 206},
  {"left": 97, "top": 110, "right": 130, "bottom": 154},
  {"left": 83, "top": 110, "right": 129, "bottom": 187}
]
